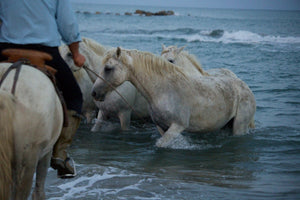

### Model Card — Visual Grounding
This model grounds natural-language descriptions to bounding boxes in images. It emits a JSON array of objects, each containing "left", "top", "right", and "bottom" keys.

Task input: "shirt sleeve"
[{"left": 56, "top": 0, "right": 81, "bottom": 45}]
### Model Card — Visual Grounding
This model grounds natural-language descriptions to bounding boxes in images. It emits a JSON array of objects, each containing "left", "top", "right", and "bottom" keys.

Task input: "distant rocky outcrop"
[
  {"left": 124, "top": 12, "right": 132, "bottom": 16},
  {"left": 134, "top": 9, "right": 174, "bottom": 16},
  {"left": 75, "top": 9, "right": 175, "bottom": 17}
]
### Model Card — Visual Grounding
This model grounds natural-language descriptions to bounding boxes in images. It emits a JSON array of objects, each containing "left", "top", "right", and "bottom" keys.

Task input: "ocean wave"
[
  {"left": 177, "top": 30, "right": 300, "bottom": 44},
  {"left": 112, "top": 28, "right": 199, "bottom": 35},
  {"left": 102, "top": 28, "right": 300, "bottom": 45}
]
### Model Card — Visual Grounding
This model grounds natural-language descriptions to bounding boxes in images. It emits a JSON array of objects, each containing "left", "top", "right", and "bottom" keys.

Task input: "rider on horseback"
[{"left": 0, "top": 0, "right": 85, "bottom": 178}]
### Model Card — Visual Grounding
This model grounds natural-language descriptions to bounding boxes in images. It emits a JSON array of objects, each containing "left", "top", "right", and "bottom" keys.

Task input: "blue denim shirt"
[{"left": 0, "top": 0, "right": 81, "bottom": 47}]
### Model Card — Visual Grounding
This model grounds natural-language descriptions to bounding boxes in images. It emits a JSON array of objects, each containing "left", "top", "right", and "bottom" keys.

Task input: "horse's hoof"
[
  {"left": 91, "top": 124, "right": 101, "bottom": 132},
  {"left": 155, "top": 137, "right": 171, "bottom": 148},
  {"left": 51, "top": 157, "right": 77, "bottom": 179},
  {"left": 156, "top": 134, "right": 190, "bottom": 149}
]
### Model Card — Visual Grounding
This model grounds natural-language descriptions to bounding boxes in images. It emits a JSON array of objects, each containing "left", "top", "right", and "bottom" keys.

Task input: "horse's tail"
[{"left": 0, "top": 90, "right": 15, "bottom": 200}]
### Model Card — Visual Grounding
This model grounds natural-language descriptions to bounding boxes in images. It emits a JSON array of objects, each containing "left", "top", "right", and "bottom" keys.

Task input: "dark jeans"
[{"left": 0, "top": 43, "right": 83, "bottom": 114}]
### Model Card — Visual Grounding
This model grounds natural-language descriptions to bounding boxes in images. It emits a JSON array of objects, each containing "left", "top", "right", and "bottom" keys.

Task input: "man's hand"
[
  {"left": 73, "top": 53, "right": 85, "bottom": 67},
  {"left": 68, "top": 41, "right": 86, "bottom": 67}
]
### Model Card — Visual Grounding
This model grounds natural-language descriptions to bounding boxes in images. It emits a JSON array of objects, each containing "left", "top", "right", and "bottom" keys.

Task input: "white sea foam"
[
  {"left": 48, "top": 166, "right": 160, "bottom": 200},
  {"left": 182, "top": 30, "right": 300, "bottom": 44}
]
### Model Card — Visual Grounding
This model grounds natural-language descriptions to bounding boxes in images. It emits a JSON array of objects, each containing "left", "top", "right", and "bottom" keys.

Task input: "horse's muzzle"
[{"left": 91, "top": 90, "right": 105, "bottom": 101}]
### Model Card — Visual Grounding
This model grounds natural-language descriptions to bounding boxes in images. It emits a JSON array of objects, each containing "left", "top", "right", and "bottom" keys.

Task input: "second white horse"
[{"left": 92, "top": 48, "right": 256, "bottom": 148}]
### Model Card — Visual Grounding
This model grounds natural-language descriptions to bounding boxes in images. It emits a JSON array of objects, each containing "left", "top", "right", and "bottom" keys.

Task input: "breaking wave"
[
  {"left": 101, "top": 28, "right": 300, "bottom": 45},
  {"left": 183, "top": 30, "right": 300, "bottom": 44}
]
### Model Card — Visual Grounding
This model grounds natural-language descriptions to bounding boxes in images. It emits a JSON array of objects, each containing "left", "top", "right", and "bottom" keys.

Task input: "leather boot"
[{"left": 51, "top": 110, "right": 81, "bottom": 178}]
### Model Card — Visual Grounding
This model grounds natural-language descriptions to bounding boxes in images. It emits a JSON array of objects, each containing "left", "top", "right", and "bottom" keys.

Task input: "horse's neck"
[
  {"left": 178, "top": 54, "right": 206, "bottom": 76},
  {"left": 177, "top": 56, "right": 191, "bottom": 68},
  {"left": 175, "top": 56, "right": 196, "bottom": 75},
  {"left": 127, "top": 62, "right": 187, "bottom": 103},
  {"left": 127, "top": 68, "right": 156, "bottom": 102},
  {"left": 85, "top": 67, "right": 98, "bottom": 83},
  {"left": 82, "top": 38, "right": 108, "bottom": 56}
]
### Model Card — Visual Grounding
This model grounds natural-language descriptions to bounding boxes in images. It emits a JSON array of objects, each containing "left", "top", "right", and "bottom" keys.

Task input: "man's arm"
[{"left": 56, "top": 0, "right": 85, "bottom": 67}]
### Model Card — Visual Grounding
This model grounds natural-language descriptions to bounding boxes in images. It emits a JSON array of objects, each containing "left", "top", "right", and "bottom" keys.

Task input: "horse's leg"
[
  {"left": 32, "top": 151, "right": 51, "bottom": 200},
  {"left": 12, "top": 151, "right": 38, "bottom": 200},
  {"left": 156, "top": 125, "right": 165, "bottom": 136},
  {"left": 233, "top": 101, "right": 254, "bottom": 135},
  {"left": 155, "top": 123, "right": 185, "bottom": 148},
  {"left": 118, "top": 110, "right": 131, "bottom": 130},
  {"left": 249, "top": 117, "right": 255, "bottom": 129},
  {"left": 91, "top": 110, "right": 105, "bottom": 132},
  {"left": 85, "top": 109, "right": 96, "bottom": 124},
  {"left": 84, "top": 111, "right": 92, "bottom": 124}
]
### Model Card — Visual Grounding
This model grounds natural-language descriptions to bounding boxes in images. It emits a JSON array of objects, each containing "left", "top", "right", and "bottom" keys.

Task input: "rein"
[
  {"left": 82, "top": 64, "right": 148, "bottom": 124},
  {"left": 0, "top": 59, "right": 27, "bottom": 95}
]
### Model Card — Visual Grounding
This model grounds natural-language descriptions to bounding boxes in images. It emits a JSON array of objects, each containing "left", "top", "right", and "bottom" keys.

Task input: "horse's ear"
[
  {"left": 116, "top": 47, "right": 121, "bottom": 58},
  {"left": 177, "top": 46, "right": 185, "bottom": 54},
  {"left": 162, "top": 44, "right": 166, "bottom": 50}
]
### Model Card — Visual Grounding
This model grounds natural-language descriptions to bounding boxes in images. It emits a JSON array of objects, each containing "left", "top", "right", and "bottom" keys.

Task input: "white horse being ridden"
[
  {"left": 0, "top": 63, "right": 63, "bottom": 199},
  {"left": 60, "top": 38, "right": 149, "bottom": 130},
  {"left": 92, "top": 48, "right": 256, "bottom": 148}
]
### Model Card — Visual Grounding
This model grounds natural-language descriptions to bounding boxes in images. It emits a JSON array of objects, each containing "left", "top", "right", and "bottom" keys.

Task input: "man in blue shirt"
[{"left": 0, "top": 0, "right": 86, "bottom": 178}]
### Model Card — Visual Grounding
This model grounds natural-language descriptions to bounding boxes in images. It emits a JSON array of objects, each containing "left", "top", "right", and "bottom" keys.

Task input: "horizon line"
[{"left": 71, "top": 1, "right": 300, "bottom": 11}]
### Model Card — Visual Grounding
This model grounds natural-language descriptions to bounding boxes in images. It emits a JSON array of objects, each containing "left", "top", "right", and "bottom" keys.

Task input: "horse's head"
[
  {"left": 91, "top": 47, "right": 130, "bottom": 101},
  {"left": 161, "top": 44, "right": 185, "bottom": 64}
]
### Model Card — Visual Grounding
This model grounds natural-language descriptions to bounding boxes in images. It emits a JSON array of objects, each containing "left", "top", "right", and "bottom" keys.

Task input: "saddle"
[
  {"left": 2, "top": 49, "right": 57, "bottom": 76},
  {"left": 0, "top": 48, "right": 68, "bottom": 126}
]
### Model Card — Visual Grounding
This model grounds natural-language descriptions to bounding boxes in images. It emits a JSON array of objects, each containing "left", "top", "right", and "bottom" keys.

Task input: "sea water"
[{"left": 45, "top": 3, "right": 300, "bottom": 200}]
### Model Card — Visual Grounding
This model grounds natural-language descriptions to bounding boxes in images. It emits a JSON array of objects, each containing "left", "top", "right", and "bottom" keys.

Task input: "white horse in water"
[
  {"left": 60, "top": 38, "right": 149, "bottom": 130},
  {"left": 161, "top": 45, "right": 239, "bottom": 78},
  {"left": 0, "top": 63, "right": 63, "bottom": 199},
  {"left": 161, "top": 44, "right": 209, "bottom": 76},
  {"left": 92, "top": 48, "right": 256, "bottom": 148}
]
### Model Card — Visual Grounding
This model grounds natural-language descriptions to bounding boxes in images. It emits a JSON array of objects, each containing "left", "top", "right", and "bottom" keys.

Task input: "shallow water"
[
  {"left": 44, "top": 4, "right": 300, "bottom": 199},
  {"left": 45, "top": 124, "right": 300, "bottom": 199}
]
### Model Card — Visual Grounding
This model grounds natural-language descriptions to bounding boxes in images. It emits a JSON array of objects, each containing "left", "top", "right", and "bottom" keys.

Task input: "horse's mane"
[
  {"left": 81, "top": 37, "right": 109, "bottom": 56},
  {"left": 58, "top": 44, "right": 69, "bottom": 57},
  {"left": 59, "top": 37, "right": 108, "bottom": 57},
  {"left": 120, "top": 49, "right": 189, "bottom": 81},
  {"left": 178, "top": 51, "right": 209, "bottom": 76}
]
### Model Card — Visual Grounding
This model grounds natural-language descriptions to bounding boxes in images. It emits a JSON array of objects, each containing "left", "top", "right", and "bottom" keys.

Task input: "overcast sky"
[{"left": 71, "top": 0, "right": 300, "bottom": 10}]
